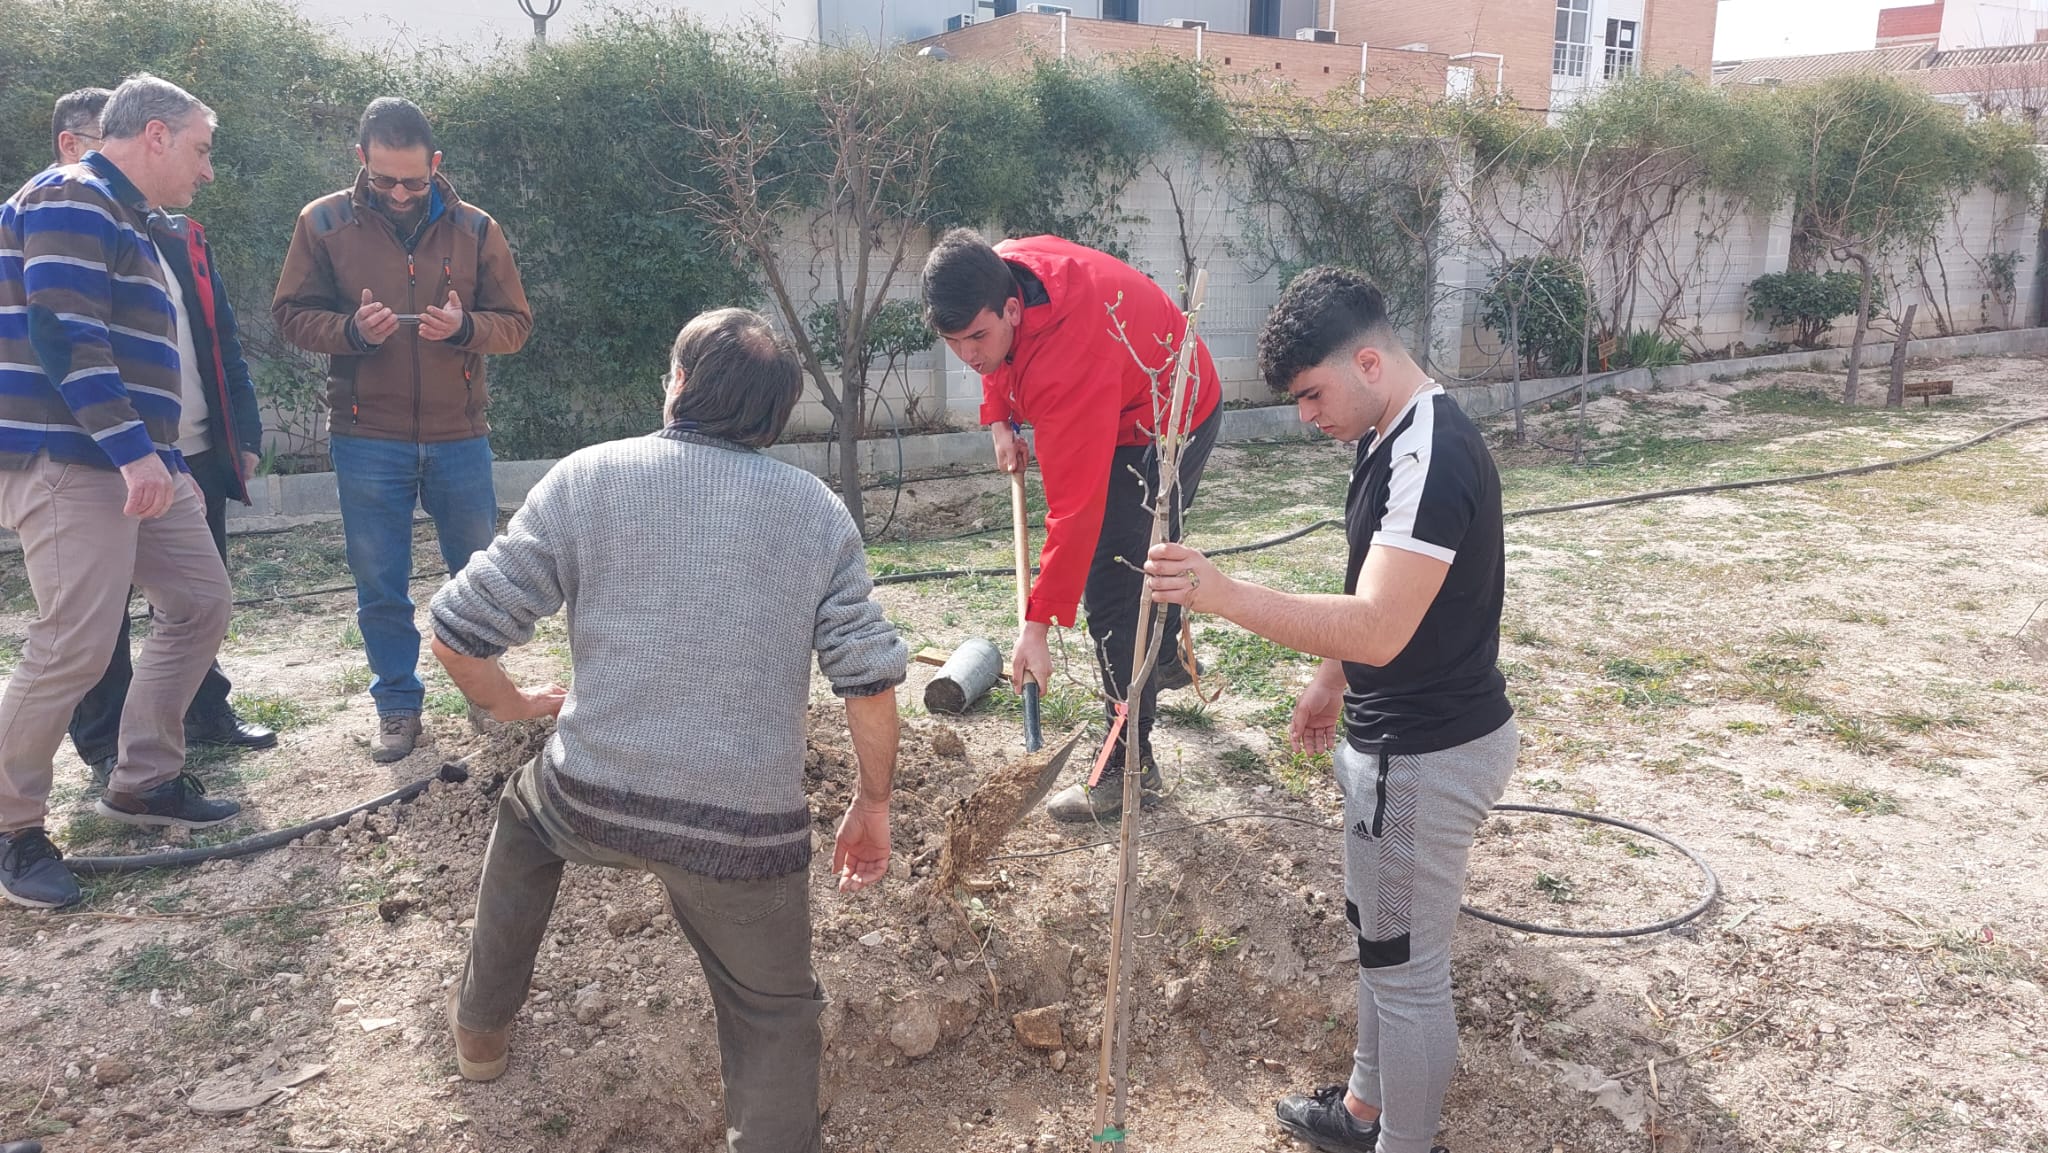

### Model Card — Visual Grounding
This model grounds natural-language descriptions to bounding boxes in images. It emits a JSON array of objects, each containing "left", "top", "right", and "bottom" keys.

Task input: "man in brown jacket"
[{"left": 273, "top": 97, "right": 533, "bottom": 763}]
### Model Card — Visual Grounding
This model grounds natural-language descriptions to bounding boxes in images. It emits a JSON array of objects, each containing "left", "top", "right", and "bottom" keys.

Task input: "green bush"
[
  {"left": 1621, "top": 329, "right": 1687, "bottom": 369},
  {"left": 1747, "top": 270, "right": 1881, "bottom": 349},
  {"left": 1480, "top": 257, "right": 1593, "bottom": 375}
]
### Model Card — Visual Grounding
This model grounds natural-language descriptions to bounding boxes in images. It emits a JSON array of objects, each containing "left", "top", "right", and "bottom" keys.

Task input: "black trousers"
[
  {"left": 1082, "top": 407, "right": 1221, "bottom": 765},
  {"left": 68, "top": 449, "right": 236, "bottom": 766}
]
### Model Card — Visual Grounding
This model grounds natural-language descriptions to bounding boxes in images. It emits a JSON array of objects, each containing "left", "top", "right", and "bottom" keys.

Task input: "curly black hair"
[{"left": 1258, "top": 267, "right": 1394, "bottom": 393}]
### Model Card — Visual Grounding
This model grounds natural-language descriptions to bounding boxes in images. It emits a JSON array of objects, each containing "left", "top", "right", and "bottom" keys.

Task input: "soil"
[{"left": 2, "top": 357, "right": 2046, "bottom": 1153}]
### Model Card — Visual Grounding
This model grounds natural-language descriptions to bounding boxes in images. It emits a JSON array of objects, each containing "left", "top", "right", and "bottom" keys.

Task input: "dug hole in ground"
[{"left": 2, "top": 357, "right": 2046, "bottom": 1153}]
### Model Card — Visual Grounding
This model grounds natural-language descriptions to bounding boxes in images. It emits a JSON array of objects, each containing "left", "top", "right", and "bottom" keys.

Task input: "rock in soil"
[{"left": 1011, "top": 1005, "right": 1065, "bottom": 1051}]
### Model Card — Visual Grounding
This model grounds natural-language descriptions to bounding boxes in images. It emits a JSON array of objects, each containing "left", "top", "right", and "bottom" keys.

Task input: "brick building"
[
  {"left": 917, "top": 1, "right": 1717, "bottom": 114},
  {"left": 916, "top": 11, "right": 1452, "bottom": 101},
  {"left": 1327, "top": 0, "right": 1717, "bottom": 114}
]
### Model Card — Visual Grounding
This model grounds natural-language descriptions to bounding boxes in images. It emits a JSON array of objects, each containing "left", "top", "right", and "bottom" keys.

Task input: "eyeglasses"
[{"left": 366, "top": 174, "right": 431, "bottom": 192}]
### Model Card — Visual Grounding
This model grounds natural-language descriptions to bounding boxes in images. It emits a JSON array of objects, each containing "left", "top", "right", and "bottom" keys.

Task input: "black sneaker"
[
  {"left": 1155, "top": 656, "right": 1205, "bottom": 692},
  {"left": 1276, "top": 1085, "right": 1380, "bottom": 1153},
  {"left": 0, "top": 827, "right": 82, "bottom": 909},
  {"left": 85, "top": 755, "right": 115, "bottom": 789},
  {"left": 1044, "top": 757, "right": 1165, "bottom": 823},
  {"left": 96, "top": 772, "right": 241, "bottom": 829}
]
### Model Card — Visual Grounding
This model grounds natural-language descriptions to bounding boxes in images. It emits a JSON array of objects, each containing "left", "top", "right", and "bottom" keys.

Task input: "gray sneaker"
[
  {"left": 1045, "top": 759, "right": 1164, "bottom": 823},
  {"left": 0, "top": 827, "right": 82, "bottom": 909},
  {"left": 372, "top": 712, "right": 423, "bottom": 763},
  {"left": 86, "top": 755, "right": 115, "bottom": 789}
]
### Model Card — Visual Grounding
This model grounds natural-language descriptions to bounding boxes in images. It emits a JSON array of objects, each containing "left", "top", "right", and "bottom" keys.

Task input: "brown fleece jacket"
[{"left": 272, "top": 171, "right": 532, "bottom": 443}]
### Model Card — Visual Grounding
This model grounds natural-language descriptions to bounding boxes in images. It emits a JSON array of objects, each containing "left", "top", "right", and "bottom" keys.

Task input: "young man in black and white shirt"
[{"left": 1146, "top": 267, "right": 1514, "bottom": 1153}]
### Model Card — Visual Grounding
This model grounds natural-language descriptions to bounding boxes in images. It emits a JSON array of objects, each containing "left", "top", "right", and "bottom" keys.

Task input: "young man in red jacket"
[{"left": 922, "top": 229, "right": 1220, "bottom": 821}]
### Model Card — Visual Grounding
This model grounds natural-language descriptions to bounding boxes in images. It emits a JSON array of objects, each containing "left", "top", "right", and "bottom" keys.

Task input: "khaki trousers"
[{"left": 0, "top": 459, "right": 230, "bottom": 830}]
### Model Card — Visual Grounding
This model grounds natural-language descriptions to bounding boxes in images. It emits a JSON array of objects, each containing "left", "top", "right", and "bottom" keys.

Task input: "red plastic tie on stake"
[{"left": 1086, "top": 702, "right": 1130, "bottom": 789}]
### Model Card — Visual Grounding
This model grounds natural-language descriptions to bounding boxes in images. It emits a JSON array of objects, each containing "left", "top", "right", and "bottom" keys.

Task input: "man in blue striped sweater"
[{"left": 0, "top": 74, "right": 242, "bottom": 910}]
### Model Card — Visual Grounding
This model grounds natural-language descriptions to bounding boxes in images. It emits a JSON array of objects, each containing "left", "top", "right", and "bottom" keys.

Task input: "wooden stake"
[{"left": 1091, "top": 270, "right": 1209, "bottom": 1151}]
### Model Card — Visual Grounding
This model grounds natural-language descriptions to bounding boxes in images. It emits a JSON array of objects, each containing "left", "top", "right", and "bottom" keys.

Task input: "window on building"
[
  {"left": 1604, "top": 18, "right": 1639, "bottom": 80},
  {"left": 1553, "top": 0, "right": 1591, "bottom": 78},
  {"left": 1249, "top": 0, "right": 1280, "bottom": 37},
  {"left": 1103, "top": 0, "right": 1139, "bottom": 21},
  {"left": 993, "top": 0, "right": 1017, "bottom": 14}
]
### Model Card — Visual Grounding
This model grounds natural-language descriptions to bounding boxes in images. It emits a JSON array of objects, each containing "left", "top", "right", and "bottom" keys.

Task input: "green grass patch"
[
  {"left": 1602, "top": 650, "right": 1702, "bottom": 709},
  {"left": 425, "top": 689, "right": 470, "bottom": 718},
  {"left": 1200, "top": 626, "right": 1304, "bottom": 700},
  {"left": 1725, "top": 719, "right": 1771, "bottom": 735},
  {"left": 1158, "top": 700, "right": 1216, "bottom": 729},
  {"left": 1534, "top": 872, "right": 1576, "bottom": 904},
  {"left": 234, "top": 693, "right": 312, "bottom": 732},
  {"left": 1823, "top": 713, "right": 1897, "bottom": 756},
  {"left": 1807, "top": 779, "right": 1902, "bottom": 815},
  {"left": 109, "top": 942, "right": 195, "bottom": 993}
]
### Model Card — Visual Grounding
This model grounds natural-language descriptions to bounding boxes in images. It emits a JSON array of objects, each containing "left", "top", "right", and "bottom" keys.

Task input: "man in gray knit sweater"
[{"left": 427, "top": 308, "right": 906, "bottom": 1153}]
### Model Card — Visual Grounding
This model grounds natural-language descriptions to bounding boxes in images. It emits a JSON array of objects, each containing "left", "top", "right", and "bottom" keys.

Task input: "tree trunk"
[
  {"left": 1844, "top": 251, "right": 1874, "bottom": 405},
  {"left": 1509, "top": 302, "right": 1526, "bottom": 444},
  {"left": 835, "top": 404, "right": 865, "bottom": 533},
  {"left": 1887, "top": 303, "right": 1917, "bottom": 409}
]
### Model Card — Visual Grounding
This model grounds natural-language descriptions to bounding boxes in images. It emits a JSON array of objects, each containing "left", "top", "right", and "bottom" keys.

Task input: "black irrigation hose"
[
  {"left": 65, "top": 762, "right": 471, "bottom": 876},
  {"left": 987, "top": 802, "right": 1719, "bottom": 939},
  {"left": 874, "top": 414, "right": 2048, "bottom": 586}
]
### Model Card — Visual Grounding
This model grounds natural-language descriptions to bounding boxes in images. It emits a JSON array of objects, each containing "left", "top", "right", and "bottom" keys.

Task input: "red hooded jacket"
[{"left": 978, "top": 236, "right": 1220, "bottom": 627}]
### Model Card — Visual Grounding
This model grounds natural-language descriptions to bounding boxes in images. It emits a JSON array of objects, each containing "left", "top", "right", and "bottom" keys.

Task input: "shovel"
[
  {"left": 931, "top": 471, "right": 1087, "bottom": 892},
  {"left": 1006, "top": 467, "right": 1080, "bottom": 814}
]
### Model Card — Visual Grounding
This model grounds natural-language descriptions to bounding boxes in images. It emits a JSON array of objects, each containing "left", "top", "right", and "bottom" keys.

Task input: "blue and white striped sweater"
[{"left": 0, "top": 153, "right": 189, "bottom": 474}]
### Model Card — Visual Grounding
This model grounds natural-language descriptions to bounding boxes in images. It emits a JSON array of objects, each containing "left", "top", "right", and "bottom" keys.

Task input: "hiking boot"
[
  {"left": 185, "top": 710, "right": 278, "bottom": 750},
  {"left": 1044, "top": 758, "right": 1164, "bottom": 823},
  {"left": 1, "top": 1139, "right": 46, "bottom": 1153},
  {"left": 97, "top": 772, "right": 241, "bottom": 829},
  {"left": 372, "top": 712, "right": 423, "bottom": 763},
  {"left": 1275, "top": 1085, "right": 1380, "bottom": 1153},
  {"left": 1155, "top": 655, "right": 1205, "bottom": 692},
  {"left": 85, "top": 755, "right": 116, "bottom": 789},
  {"left": 0, "top": 828, "right": 81, "bottom": 910},
  {"left": 447, "top": 985, "right": 509, "bottom": 1081}
]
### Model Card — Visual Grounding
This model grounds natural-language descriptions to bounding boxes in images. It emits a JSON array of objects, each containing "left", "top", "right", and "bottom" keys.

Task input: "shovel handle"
[
  {"left": 1010, "top": 470, "right": 1031, "bottom": 625},
  {"left": 1022, "top": 680, "right": 1044, "bottom": 753}
]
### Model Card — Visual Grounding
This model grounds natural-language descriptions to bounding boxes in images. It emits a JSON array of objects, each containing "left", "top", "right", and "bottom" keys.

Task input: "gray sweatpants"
[{"left": 1336, "top": 719, "right": 1517, "bottom": 1153}]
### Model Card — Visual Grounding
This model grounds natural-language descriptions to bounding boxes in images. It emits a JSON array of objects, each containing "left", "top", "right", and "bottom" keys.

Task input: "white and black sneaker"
[
  {"left": 0, "top": 827, "right": 81, "bottom": 909},
  {"left": 1275, "top": 1085, "right": 1382, "bottom": 1153}
]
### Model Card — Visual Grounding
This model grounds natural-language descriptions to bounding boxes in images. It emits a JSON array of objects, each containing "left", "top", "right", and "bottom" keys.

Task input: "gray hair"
[{"left": 98, "top": 73, "right": 216, "bottom": 142}]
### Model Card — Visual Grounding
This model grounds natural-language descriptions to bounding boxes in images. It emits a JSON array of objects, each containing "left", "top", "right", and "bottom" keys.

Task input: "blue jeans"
[{"left": 331, "top": 434, "right": 498, "bottom": 717}]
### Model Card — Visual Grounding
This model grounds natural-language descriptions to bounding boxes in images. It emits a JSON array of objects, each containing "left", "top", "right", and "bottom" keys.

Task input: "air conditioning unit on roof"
[
  {"left": 1295, "top": 27, "right": 1337, "bottom": 43},
  {"left": 1164, "top": 18, "right": 1208, "bottom": 29},
  {"left": 945, "top": 12, "right": 974, "bottom": 30},
  {"left": 1022, "top": 3, "right": 1073, "bottom": 14}
]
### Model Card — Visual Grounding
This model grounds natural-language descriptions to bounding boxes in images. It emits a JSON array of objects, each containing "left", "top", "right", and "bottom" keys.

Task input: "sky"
[{"left": 1712, "top": 0, "right": 1894, "bottom": 60}]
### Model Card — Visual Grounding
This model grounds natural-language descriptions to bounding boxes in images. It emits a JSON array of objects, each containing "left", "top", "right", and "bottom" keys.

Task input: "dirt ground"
[{"left": 2, "top": 356, "right": 2045, "bottom": 1153}]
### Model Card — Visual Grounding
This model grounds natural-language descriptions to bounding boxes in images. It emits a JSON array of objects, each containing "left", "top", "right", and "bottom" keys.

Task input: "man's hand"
[
  {"left": 119, "top": 454, "right": 177, "bottom": 519},
  {"left": 1011, "top": 621, "right": 1052, "bottom": 693},
  {"left": 488, "top": 682, "right": 569, "bottom": 722},
  {"left": 991, "top": 421, "right": 1030, "bottom": 474},
  {"left": 239, "top": 451, "right": 260, "bottom": 483},
  {"left": 1291, "top": 660, "right": 1346, "bottom": 755},
  {"left": 832, "top": 798, "right": 890, "bottom": 893},
  {"left": 1143, "top": 541, "right": 1231, "bottom": 614},
  {"left": 420, "top": 290, "right": 464, "bottom": 343},
  {"left": 354, "top": 288, "right": 398, "bottom": 345}
]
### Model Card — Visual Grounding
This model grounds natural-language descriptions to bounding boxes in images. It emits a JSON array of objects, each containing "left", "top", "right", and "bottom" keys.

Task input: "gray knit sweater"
[{"left": 429, "top": 429, "right": 907, "bottom": 879}]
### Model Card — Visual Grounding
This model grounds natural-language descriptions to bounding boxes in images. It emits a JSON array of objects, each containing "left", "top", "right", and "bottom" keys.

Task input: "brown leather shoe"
[
  {"left": 446, "top": 985, "right": 509, "bottom": 1081},
  {"left": 371, "top": 713, "right": 422, "bottom": 764}
]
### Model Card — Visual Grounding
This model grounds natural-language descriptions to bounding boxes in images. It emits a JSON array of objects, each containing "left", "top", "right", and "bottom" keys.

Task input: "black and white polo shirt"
[{"left": 1341, "top": 383, "right": 1512, "bottom": 755}]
